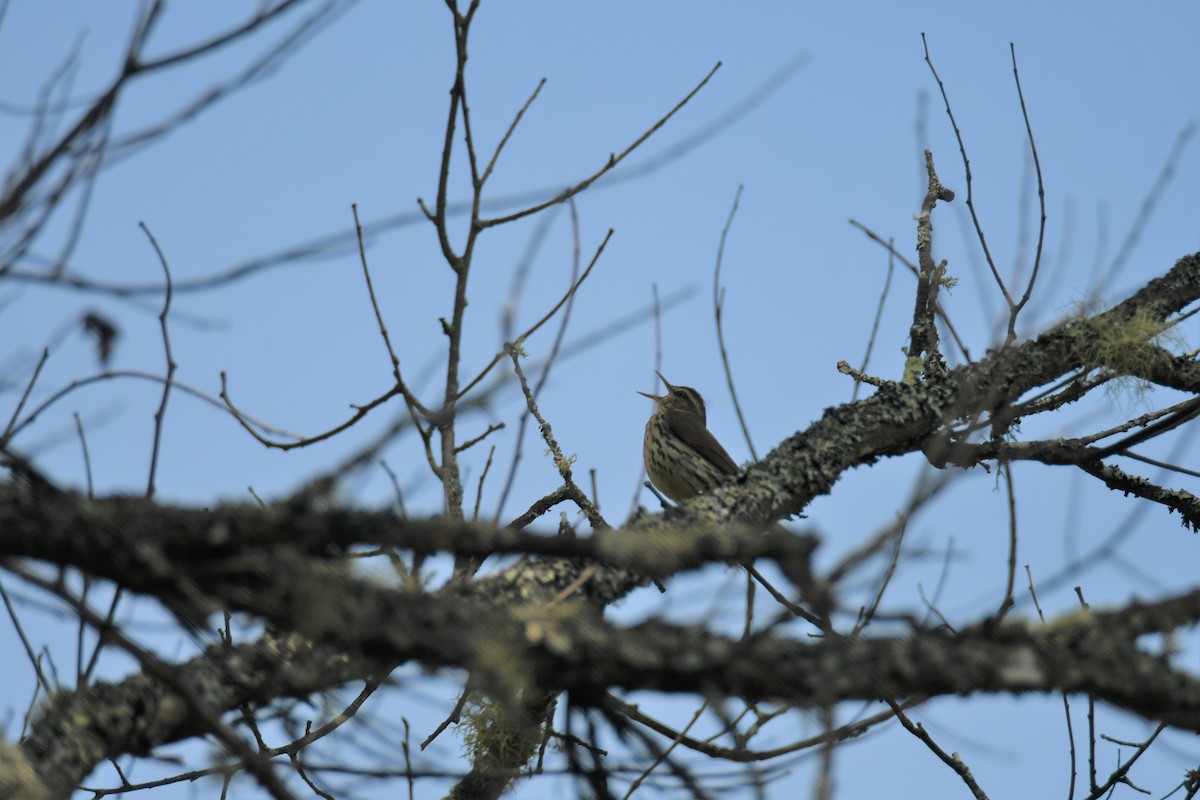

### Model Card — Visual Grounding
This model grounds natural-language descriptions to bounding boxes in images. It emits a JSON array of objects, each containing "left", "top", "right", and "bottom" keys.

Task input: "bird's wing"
[{"left": 664, "top": 411, "right": 739, "bottom": 476}]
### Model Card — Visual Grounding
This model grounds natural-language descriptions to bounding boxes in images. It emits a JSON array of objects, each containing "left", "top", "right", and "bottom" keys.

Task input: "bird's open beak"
[{"left": 638, "top": 371, "right": 673, "bottom": 401}]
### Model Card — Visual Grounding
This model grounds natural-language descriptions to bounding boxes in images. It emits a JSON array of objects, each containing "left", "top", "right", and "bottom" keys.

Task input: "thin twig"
[
  {"left": 622, "top": 702, "right": 708, "bottom": 800},
  {"left": 836, "top": 361, "right": 890, "bottom": 389},
  {"left": 138, "top": 221, "right": 176, "bottom": 499},
  {"left": 611, "top": 694, "right": 920, "bottom": 763},
  {"left": 1075, "top": 585, "right": 1098, "bottom": 793},
  {"left": 221, "top": 372, "right": 404, "bottom": 451},
  {"left": 828, "top": 467, "right": 956, "bottom": 585},
  {"left": 290, "top": 725, "right": 335, "bottom": 800},
  {"left": 815, "top": 705, "right": 835, "bottom": 800},
  {"left": 853, "top": 238, "right": 896, "bottom": 400},
  {"left": 481, "top": 78, "right": 546, "bottom": 186},
  {"left": 8, "top": 368, "right": 300, "bottom": 443},
  {"left": 421, "top": 685, "right": 472, "bottom": 750},
  {"left": 712, "top": 184, "right": 757, "bottom": 460},
  {"left": 479, "top": 63, "right": 722, "bottom": 229},
  {"left": 493, "top": 200, "right": 583, "bottom": 522},
  {"left": 402, "top": 717, "right": 415, "bottom": 800},
  {"left": 352, "top": 203, "right": 431, "bottom": 420},
  {"left": 457, "top": 229, "right": 613, "bottom": 402},
  {"left": 73, "top": 412, "right": 93, "bottom": 498},
  {"left": 746, "top": 565, "right": 821, "bottom": 627},
  {"left": 1, "top": 347, "right": 49, "bottom": 447},
  {"left": 1027, "top": 565, "right": 1079, "bottom": 800},
  {"left": 456, "top": 422, "right": 505, "bottom": 454},
  {"left": 847, "top": 218, "right": 972, "bottom": 361},
  {"left": 8, "top": 43, "right": 800, "bottom": 301},
  {"left": 1006, "top": 43, "right": 1047, "bottom": 345},
  {"left": 380, "top": 459, "right": 408, "bottom": 519},
  {"left": 0, "top": 0, "right": 346, "bottom": 278},
  {"left": 1089, "top": 726, "right": 1166, "bottom": 799},
  {"left": 917, "top": 582, "right": 955, "bottom": 633},
  {"left": 1119, "top": 449, "right": 1200, "bottom": 480},
  {"left": 473, "top": 445, "right": 495, "bottom": 523},
  {"left": 0, "top": 575, "right": 51, "bottom": 694},
  {"left": 81, "top": 585, "right": 124, "bottom": 684},
  {"left": 1094, "top": 123, "right": 1195, "bottom": 296},
  {"left": 852, "top": 514, "right": 907, "bottom": 634},
  {"left": 505, "top": 343, "right": 604, "bottom": 531},
  {"left": 886, "top": 699, "right": 989, "bottom": 800},
  {"left": 501, "top": 205, "right": 562, "bottom": 342},
  {"left": 994, "top": 462, "right": 1018, "bottom": 621},
  {"left": 921, "top": 33, "right": 1010, "bottom": 309}
]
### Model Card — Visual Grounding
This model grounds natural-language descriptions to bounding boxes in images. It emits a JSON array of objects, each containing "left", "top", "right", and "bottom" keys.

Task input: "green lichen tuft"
[{"left": 1074, "top": 306, "right": 1186, "bottom": 398}]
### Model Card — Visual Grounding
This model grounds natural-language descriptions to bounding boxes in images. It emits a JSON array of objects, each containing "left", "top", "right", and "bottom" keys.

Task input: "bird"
[{"left": 639, "top": 372, "right": 739, "bottom": 504}]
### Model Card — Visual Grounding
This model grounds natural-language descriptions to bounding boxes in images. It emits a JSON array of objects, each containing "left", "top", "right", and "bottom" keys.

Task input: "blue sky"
[{"left": 2, "top": 2, "right": 1198, "bottom": 798}]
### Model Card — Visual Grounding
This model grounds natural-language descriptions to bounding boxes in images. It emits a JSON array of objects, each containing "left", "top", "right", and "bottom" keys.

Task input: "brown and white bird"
[{"left": 639, "top": 372, "right": 739, "bottom": 503}]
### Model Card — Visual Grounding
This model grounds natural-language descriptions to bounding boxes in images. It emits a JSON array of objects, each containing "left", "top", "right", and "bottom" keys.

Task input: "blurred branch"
[{"left": 0, "top": 0, "right": 353, "bottom": 275}]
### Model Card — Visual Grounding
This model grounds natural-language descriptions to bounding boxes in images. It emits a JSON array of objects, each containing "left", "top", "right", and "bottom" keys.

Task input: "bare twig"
[
  {"left": 505, "top": 343, "right": 604, "bottom": 531},
  {"left": 611, "top": 694, "right": 919, "bottom": 763},
  {"left": 479, "top": 62, "right": 722, "bottom": 229},
  {"left": 1025, "top": 566, "right": 1079, "bottom": 800},
  {"left": 7, "top": 368, "right": 297, "bottom": 444},
  {"left": 0, "top": 575, "right": 51, "bottom": 694},
  {"left": 457, "top": 229, "right": 613, "bottom": 402},
  {"left": 712, "top": 184, "right": 757, "bottom": 460},
  {"left": 221, "top": 372, "right": 404, "bottom": 451},
  {"left": 494, "top": 200, "right": 584, "bottom": 521},
  {"left": 473, "top": 445, "right": 495, "bottom": 523},
  {"left": 1, "top": 0, "right": 349, "bottom": 277},
  {"left": 746, "top": 565, "right": 821, "bottom": 627},
  {"left": 81, "top": 585, "right": 125, "bottom": 684},
  {"left": 836, "top": 360, "right": 890, "bottom": 389},
  {"left": 1, "top": 347, "right": 49, "bottom": 447},
  {"left": 852, "top": 514, "right": 907, "bottom": 635},
  {"left": 848, "top": 218, "right": 972, "bottom": 362},
  {"left": 994, "top": 462, "right": 1018, "bottom": 621},
  {"left": 853, "top": 238, "right": 896, "bottom": 400},
  {"left": 886, "top": 699, "right": 989, "bottom": 800},
  {"left": 402, "top": 717, "right": 415, "bottom": 800},
  {"left": 352, "top": 203, "right": 431, "bottom": 420},
  {"left": 828, "top": 467, "right": 956, "bottom": 585},
  {"left": 622, "top": 701, "right": 708, "bottom": 799},
  {"left": 379, "top": 460, "right": 408, "bottom": 519},
  {"left": 421, "top": 685, "right": 472, "bottom": 751},
  {"left": 1095, "top": 123, "right": 1196, "bottom": 296},
  {"left": 921, "top": 33, "right": 1009, "bottom": 310},
  {"left": 4, "top": 43, "right": 801, "bottom": 301},
  {"left": 137, "top": 222, "right": 176, "bottom": 499},
  {"left": 72, "top": 412, "right": 93, "bottom": 498},
  {"left": 481, "top": 78, "right": 547, "bottom": 186},
  {"left": 502, "top": 205, "right": 563, "bottom": 342},
  {"left": 456, "top": 422, "right": 505, "bottom": 454},
  {"left": 1006, "top": 43, "right": 1048, "bottom": 345}
]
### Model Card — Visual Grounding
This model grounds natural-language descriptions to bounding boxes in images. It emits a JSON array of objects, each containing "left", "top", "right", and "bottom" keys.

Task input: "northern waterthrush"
[{"left": 639, "top": 372, "right": 739, "bottom": 504}]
